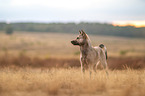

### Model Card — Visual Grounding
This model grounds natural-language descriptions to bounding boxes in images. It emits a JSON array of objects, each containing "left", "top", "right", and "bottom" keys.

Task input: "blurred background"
[{"left": 0, "top": 0, "right": 145, "bottom": 59}]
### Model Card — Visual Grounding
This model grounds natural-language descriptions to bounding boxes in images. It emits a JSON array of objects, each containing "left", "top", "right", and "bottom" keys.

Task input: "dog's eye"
[{"left": 77, "top": 37, "right": 79, "bottom": 39}]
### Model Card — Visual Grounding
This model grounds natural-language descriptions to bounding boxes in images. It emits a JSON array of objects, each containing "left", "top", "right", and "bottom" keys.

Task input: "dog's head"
[{"left": 71, "top": 30, "right": 87, "bottom": 46}]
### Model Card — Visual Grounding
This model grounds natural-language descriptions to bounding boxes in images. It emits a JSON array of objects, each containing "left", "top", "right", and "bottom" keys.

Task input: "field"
[
  {"left": 0, "top": 31, "right": 145, "bottom": 58},
  {"left": 0, "top": 31, "right": 145, "bottom": 96},
  {"left": 0, "top": 68, "right": 145, "bottom": 96}
]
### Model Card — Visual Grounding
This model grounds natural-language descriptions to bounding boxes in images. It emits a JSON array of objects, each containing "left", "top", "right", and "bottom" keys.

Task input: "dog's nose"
[
  {"left": 71, "top": 40, "right": 79, "bottom": 45},
  {"left": 71, "top": 40, "right": 74, "bottom": 44},
  {"left": 71, "top": 40, "right": 76, "bottom": 44}
]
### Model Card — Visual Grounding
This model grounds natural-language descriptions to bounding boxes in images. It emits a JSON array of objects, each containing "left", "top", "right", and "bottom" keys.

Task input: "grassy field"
[
  {"left": 0, "top": 31, "right": 145, "bottom": 58},
  {"left": 0, "top": 68, "right": 145, "bottom": 96},
  {"left": 0, "top": 31, "right": 145, "bottom": 96}
]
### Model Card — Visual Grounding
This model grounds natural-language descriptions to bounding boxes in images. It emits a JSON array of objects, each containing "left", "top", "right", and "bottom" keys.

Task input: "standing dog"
[{"left": 71, "top": 30, "right": 108, "bottom": 77}]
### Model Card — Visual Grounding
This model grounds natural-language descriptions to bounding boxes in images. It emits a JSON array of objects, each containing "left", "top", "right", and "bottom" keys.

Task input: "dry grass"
[
  {"left": 0, "top": 55, "right": 145, "bottom": 70},
  {"left": 0, "top": 68, "right": 145, "bottom": 96},
  {"left": 0, "top": 31, "right": 145, "bottom": 96}
]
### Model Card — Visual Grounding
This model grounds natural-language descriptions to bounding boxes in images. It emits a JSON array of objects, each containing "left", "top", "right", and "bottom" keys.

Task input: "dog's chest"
[{"left": 81, "top": 48, "right": 97, "bottom": 63}]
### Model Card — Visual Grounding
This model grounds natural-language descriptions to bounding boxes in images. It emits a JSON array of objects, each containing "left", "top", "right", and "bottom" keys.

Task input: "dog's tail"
[{"left": 99, "top": 44, "right": 108, "bottom": 60}]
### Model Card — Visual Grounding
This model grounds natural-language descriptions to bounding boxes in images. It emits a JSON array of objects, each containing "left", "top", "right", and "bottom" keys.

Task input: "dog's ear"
[
  {"left": 81, "top": 30, "right": 85, "bottom": 34},
  {"left": 79, "top": 30, "right": 82, "bottom": 34},
  {"left": 81, "top": 30, "right": 87, "bottom": 39}
]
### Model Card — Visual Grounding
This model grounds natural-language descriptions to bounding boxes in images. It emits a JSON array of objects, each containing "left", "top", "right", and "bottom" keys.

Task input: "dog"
[{"left": 71, "top": 30, "right": 108, "bottom": 78}]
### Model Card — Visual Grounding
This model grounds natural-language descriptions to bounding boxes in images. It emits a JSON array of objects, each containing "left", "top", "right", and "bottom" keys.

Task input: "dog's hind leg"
[
  {"left": 100, "top": 59, "right": 109, "bottom": 76},
  {"left": 93, "top": 61, "right": 100, "bottom": 73},
  {"left": 103, "top": 61, "right": 109, "bottom": 76},
  {"left": 99, "top": 50, "right": 109, "bottom": 76}
]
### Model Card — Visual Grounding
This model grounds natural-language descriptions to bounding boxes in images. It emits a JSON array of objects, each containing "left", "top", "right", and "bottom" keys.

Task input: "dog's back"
[{"left": 93, "top": 46, "right": 104, "bottom": 58}]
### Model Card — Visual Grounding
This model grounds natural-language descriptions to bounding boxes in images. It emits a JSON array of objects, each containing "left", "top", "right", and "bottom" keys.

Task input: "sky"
[{"left": 0, "top": 0, "right": 145, "bottom": 27}]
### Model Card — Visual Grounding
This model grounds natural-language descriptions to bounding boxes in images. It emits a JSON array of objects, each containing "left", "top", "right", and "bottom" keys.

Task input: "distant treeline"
[{"left": 0, "top": 22, "right": 145, "bottom": 38}]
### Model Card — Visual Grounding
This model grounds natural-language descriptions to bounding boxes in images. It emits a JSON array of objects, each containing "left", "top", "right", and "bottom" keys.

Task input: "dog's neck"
[{"left": 80, "top": 39, "right": 92, "bottom": 57}]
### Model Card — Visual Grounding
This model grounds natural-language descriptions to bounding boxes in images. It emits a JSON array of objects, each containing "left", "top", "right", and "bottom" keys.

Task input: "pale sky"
[{"left": 0, "top": 0, "right": 145, "bottom": 25}]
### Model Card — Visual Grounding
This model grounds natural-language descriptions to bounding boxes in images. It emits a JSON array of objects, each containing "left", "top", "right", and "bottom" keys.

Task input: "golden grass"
[{"left": 0, "top": 68, "right": 145, "bottom": 96}]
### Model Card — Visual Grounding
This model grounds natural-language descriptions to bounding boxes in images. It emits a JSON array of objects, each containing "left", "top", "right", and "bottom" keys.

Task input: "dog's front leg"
[
  {"left": 80, "top": 58, "right": 85, "bottom": 79},
  {"left": 89, "top": 64, "right": 94, "bottom": 79},
  {"left": 80, "top": 57, "right": 85, "bottom": 73},
  {"left": 81, "top": 61, "right": 85, "bottom": 73}
]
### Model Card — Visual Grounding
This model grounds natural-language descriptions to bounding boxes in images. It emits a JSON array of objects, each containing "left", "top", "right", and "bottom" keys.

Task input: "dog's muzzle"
[{"left": 71, "top": 40, "right": 79, "bottom": 45}]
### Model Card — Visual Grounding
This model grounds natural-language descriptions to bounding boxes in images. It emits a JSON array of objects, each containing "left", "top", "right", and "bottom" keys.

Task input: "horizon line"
[{"left": 0, "top": 20, "right": 145, "bottom": 28}]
